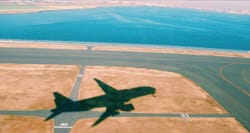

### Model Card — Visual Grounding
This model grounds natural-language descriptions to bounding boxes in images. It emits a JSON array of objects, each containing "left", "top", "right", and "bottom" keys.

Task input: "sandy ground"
[
  {"left": 93, "top": 45, "right": 250, "bottom": 58},
  {"left": 0, "top": 41, "right": 86, "bottom": 50},
  {"left": 0, "top": 115, "right": 53, "bottom": 133},
  {"left": 70, "top": 117, "right": 248, "bottom": 133},
  {"left": 80, "top": 66, "right": 226, "bottom": 114},
  {"left": 0, "top": 64, "right": 80, "bottom": 110},
  {"left": 0, "top": 1, "right": 250, "bottom": 15},
  {"left": 0, "top": 5, "right": 96, "bottom": 14}
]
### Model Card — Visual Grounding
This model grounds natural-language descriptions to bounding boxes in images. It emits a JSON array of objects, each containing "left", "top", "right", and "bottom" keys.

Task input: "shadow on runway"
[{"left": 45, "top": 78, "right": 156, "bottom": 126}]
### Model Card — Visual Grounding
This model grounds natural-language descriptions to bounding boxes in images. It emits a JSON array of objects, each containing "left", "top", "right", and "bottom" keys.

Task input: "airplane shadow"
[{"left": 45, "top": 78, "right": 156, "bottom": 126}]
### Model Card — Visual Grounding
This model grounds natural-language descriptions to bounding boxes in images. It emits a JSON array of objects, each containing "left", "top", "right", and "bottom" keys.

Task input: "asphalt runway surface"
[{"left": 0, "top": 47, "right": 249, "bottom": 132}]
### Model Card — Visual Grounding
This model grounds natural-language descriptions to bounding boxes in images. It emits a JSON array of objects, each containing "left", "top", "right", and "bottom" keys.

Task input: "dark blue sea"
[{"left": 0, "top": 6, "right": 250, "bottom": 50}]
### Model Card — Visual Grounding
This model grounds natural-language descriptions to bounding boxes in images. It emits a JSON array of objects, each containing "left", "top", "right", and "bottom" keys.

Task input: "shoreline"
[
  {"left": 0, "top": 3, "right": 250, "bottom": 15},
  {"left": 1, "top": 39, "right": 249, "bottom": 53},
  {"left": 0, "top": 5, "right": 97, "bottom": 15},
  {"left": 0, "top": 40, "right": 86, "bottom": 50},
  {"left": 0, "top": 39, "right": 249, "bottom": 58},
  {"left": 92, "top": 41, "right": 249, "bottom": 53}
]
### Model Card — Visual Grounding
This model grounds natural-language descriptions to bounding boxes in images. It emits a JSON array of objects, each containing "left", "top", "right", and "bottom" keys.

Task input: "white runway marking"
[
  {"left": 60, "top": 123, "right": 69, "bottom": 126},
  {"left": 181, "top": 113, "right": 190, "bottom": 121},
  {"left": 54, "top": 123, "right": 72, "bottom": 129},
  {"left": 54, "top": 126, "right": 72, "bottom": 129}
]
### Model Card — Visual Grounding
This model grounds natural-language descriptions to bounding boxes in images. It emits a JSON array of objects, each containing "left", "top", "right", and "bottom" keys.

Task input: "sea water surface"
[{"left": 0, "top": 6, "right": 250, "bottom": 50}]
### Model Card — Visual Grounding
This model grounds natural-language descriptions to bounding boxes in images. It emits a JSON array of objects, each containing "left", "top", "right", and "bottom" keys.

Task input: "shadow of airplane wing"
[
  {"left": 94, "top": 78, "right": 117, "bottom": 94},
  {"left": 92, "top": 110, "right": 110, "bottom": 126},
  {"left": 92, "top": 106, "right": 119, "bottom": 126}
]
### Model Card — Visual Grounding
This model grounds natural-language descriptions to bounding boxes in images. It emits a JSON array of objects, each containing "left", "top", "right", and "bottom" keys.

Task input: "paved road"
[
  {"left": 69, "top": 66, "right": 85, "bottom": 101},
  {"left": 0, "top": 110, "right": 232, "bottom": 119},
  {"left": 0, "top": 47, "right": 249, "bottom": 132},
  {"left": 0, "top": 110, "right": 232, "bottom": 133}
]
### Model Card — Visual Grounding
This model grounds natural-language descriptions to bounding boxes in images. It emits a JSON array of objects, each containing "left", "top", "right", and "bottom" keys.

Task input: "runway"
[{"left": 0, "top": 47, "right": 249, "bottom": 132}]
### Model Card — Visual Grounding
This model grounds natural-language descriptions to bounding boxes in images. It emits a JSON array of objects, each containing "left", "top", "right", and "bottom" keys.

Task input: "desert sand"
[
  {"left": 0, "top": 41, "right": 86, "bottom": 50},
  {"left": 93, "top": 45, "right": 250, "bottom": 58},
  {"left": 0, "top": 5, "right": 96, "bottom": 14},
  {"left": 80, "top": 66, "right": 226, "bottom": 114},
  {"left": 0, "top": 64, "right": 80, "bottom": 110},
  {"left": 0, "top": 115, "right": 53, "bottom": 133},
  {"left": 71, "top": 117, "right": 248, "bottom": 133}
]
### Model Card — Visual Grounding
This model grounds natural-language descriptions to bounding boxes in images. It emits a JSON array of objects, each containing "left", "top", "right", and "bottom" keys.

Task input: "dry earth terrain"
[
  {"left": 80, "top": 66, "right": 227, "bottom": 114},
  {"left": 0, "top": 115, "right": 53, "bottom": 133},
  {"left": 0, "top": 64, "right": 80, "bottom": 110},
  {"left": 0, "top": 5, "right": 95, "bottom": 14},
  {"left": 0, "top": 64, "right": 248, "bottom": 132},
  {"left": 0, "top": 41, "right": 86, "bottom": 50},
  {"left": 71, "top": 117, "right": 248, "bottom": 133}
]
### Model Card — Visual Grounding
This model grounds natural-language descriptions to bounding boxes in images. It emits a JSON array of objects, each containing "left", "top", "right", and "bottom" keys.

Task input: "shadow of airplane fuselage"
[{"left": 45, "top": 78, "right": 156, "bottom": 126}]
